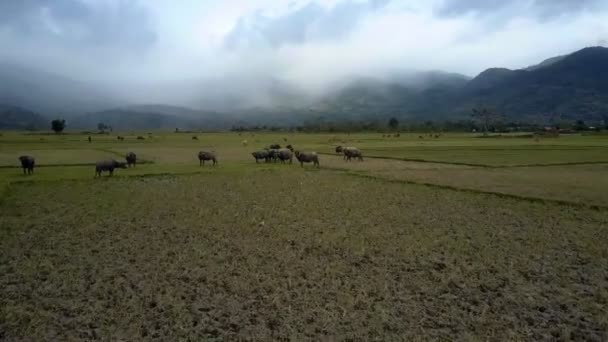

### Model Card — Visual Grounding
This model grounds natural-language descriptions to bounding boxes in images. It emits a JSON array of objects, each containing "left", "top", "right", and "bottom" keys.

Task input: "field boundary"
[
  {"left": 0, "top": 160, "right": 155, "bottom": 169},
  {"left": 2, "top": 160, "right": 606, "bottom": 211},
  {"left": 331, "top": 168, "right": 608, "bottom": 211},
  {"left": 318, "top": 152, "right": 490, "bottom": 167},
  {"left": 319, "top": 152, "right": 608, "bottom": 169}
]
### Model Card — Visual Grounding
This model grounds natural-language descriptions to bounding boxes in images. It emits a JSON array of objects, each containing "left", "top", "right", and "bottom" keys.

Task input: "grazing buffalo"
[
  {"left": 198, "top": 151, "right": 217, "bottom": 166},
  {"left": 266, "top": 148, "right": 279, "bottom": 163},
  {"left": 276, "top": 148, "right": 293, "bottom": 164},
  {"left": 343, "top": 147, "right": 363, "bottom": 161},
  {"left": 125, "top": 152, "right": 137, "bottom": 167},
  {"left": 335, "top": 146, "right": 343, "bottom": 154},
  {"left": 252, "top": 150, "right": 270, "bottom": 163},
  {"left": 18, "top": 155, "right": 35, "bottom": 175},
  {"left": 95, "top": 159, "right": 126, "bottom": 177},
  {"left": 294, "top": 151, "right": 320, "bottom": 167}
]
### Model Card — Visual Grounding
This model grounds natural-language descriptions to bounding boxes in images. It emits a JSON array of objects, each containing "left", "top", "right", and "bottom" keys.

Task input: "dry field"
[{"left": 1, "top": 131, "right": 607, "bottom": 340}]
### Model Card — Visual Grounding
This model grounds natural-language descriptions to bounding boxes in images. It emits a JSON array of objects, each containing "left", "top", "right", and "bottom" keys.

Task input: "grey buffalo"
[
  {"left": 125, "top": 152, "right": 137, "bottom": 167},
  {"left": 198, "top": 151, "right": 217, "bottom": 166},
  {"left": 95, "top": 159, "right": 127, "bottom": 177},
  {"left": 18, "top": 155, "right": 35, "bottom": 175},
  {"left": 252, "top": 150, "right": 270, "bottom": 163},
  {"left": 294, "top": 151, "right": 320, "bottom": 167},
  {"left": 343, "top": 147, "right": 363, "bottom": 161},
  {"left": 276, "top": 148, "right": 293, "bottom": 164},
  {"left": 265, "top": 148, "right": 279, "bottom": 163}
]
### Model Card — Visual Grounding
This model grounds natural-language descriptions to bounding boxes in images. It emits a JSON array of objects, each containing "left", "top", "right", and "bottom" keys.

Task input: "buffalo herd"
[{"left": 16, "top": 141, "right": 364, "bottom": 176}]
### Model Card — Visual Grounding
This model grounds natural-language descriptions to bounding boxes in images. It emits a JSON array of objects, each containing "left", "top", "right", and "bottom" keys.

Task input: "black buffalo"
[
  {"left": 125, "top": 152, "right": 137, "bottom": 167},
  {"left": 18, "top": 155, "right": 35, "bottom": 175},
  {"left": 95, "top": 159, "right": 127, "bottom": 177}
]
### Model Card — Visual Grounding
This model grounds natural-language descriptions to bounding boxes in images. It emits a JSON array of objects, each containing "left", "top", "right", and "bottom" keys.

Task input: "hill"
[
  {"left": 0, "top": 105, "right": 47, "bottom": 130},
  {"left": 1, "top": 47, "right": 608, "bottom": 128},
  {"left": 315, "top": 47, "right": 608, "bottom": 124},
  {"left": 0, "top": 63, "right": 125, "bottom": 116},
  {"left": 451, "top": 47, "right": 608, "bottom": 122},
  {"left": 69, "top": 106, "right": 237, "bottom": 130}
]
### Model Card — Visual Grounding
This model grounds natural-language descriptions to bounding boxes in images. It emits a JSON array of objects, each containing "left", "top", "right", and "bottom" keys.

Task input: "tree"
[
  {"left": 471, "top": 107, "right": 501, "bottom": 135},
  {"left": 51, "top": 119, "right": 66, "bottom": 133},
  {"left": 388, "top": 117, "right": 399, "bottom": 130},
  {"left": 97, "top": 122, "right": 108, "bottom": 133},
  {"left": 574, "top": 120, "right": 587, "bottom": 131}
]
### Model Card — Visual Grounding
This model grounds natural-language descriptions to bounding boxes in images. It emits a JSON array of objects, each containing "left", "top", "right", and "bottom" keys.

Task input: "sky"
[{"left": 0, "top": 0, "right": 607, "bottom": 90}]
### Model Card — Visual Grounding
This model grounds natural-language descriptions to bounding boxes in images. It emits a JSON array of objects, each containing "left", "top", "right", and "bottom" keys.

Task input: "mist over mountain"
[
  {"left": 0, "top": 63, "right": 127, "bottom": 116},
  {"left": 2, "top": 46, "right": 608, "bottom": 130},
  {"left": 0, "top": 0, "right": 607, "bottom": 129}
]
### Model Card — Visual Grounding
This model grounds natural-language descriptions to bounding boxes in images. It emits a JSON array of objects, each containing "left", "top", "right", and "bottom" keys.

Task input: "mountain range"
[{"left": 1, "top": 46, "right": 607, "bottom": 130}]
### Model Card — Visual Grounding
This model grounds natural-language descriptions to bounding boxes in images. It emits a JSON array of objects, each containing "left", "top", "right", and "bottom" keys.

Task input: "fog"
[{"left": 1, "top": 0, "right": 607, "bottom": 109}]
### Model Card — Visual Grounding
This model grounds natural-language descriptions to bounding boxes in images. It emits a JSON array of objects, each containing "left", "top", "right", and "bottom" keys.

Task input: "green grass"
[{"left": 1, "top": 130, "right": 608, "bottom": 340}]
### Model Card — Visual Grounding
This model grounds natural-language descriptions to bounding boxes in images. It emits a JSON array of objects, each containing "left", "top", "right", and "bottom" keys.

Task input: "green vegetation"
[
  {"left": 51, "top": 119, "right": 66, "bottom": 134},
  {"left": 1, "top": 131, "right": 607, "bottom": 340}
]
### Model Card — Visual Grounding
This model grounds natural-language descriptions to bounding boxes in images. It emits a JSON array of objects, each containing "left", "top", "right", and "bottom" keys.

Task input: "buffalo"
[
  {"left": 276, "top": 148, "right": 293, "bottom": 164},
  {"left": 294, "top": 151, "right": 320, "bottom": 167},
  {"left": 269, "top": 144, "right": 281, "bottom": 149},
  {"left": 95, "top": 159, "right": 127, "bottom": 177},
  {"left": 125, "top": 152, "right": 137, "bottom": 167},
  {"left": 343, "top": 147, "right": 363, "bottom": 161},
  {"left": 286, "top": 144, "right": 294, "bottom": 152},
  {"left": 18, "top": 155, "right": 35, "bottom": 175},
  {"left": 252, "top": 150, "right": 270, "bottom": 163},
  {"left": 198, "top": 151, "right": 217, "bottom": 166},
  {"left": 335, "top": 146, "right": 343, "bottom": 154},
  {"left": 265, "top": 148, "right": 279, "bottom": 163}
]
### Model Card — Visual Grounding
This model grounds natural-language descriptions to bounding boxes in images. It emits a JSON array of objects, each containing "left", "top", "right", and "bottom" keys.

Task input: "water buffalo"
[
  {"left": 265, "top": 148, "right": 279, "bottom": 163},
  {"left": 125, "top": 152, "right": 137, "bottom": 167},
  {"left": 335, "top": 146, "right": 343, "bottom": 154},
  {"left": 276, "top": 148, "right": 293, "bottom": 164},
  {"left": 18, "top": 155, "right": 35, "bottom": 175},
  {"left": 343, "top": 147, "right": 363, "bottom": 161},
  {"left": 294, "top": 151, "right": 319, "bottom": 167},
  {"left": 251, "top": 150, "right": 270, "bottom": 163},
  {"left": 198, "top": 151, "right": 217, "bottom": 166},
  {"left": 95, "top": 159, "right": 127, "bottom": 177}
]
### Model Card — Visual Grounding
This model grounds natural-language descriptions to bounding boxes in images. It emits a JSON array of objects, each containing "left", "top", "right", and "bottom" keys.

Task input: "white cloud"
[{"left": 1, "top": 0, "right": 607, "bottom": 95}]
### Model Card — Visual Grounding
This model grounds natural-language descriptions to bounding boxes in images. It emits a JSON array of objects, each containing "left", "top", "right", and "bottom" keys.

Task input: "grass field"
[{"left": 1, "top": 131, "right": 608, "bottom": 340}]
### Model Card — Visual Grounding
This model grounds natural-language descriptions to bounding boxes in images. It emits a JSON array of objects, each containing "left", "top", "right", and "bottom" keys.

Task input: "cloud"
[
  {"left": 0, "top": 0, "right": 157, "bottom": 79},
  {"left": 0, "top": 0, "right": 607, "bottom": 107},
  {"left": 436, "top": 0, "right": 607, "bottom": 20},
  {"left": 0, "top": 0, "right": 156, "bottom": 48},
  {"left": 223, "top": 0, "right": 389, "bottom": 49}
]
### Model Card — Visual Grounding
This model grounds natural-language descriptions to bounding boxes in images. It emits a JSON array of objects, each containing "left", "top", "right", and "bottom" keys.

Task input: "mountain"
[
  {"left": 0, "top": 104, "right": 47, "bottom": 130},
  {"left": 1, "top": 46, "right": 607, "bottom": 129},
  {"left": 0, "top": 63, "right": 125, "bottom": 116},
  {"left": 314, "top": 47, "right": 608, "bottom": 124},
  {"left": 69, "top": 105, "right": 238, "bottom": 130},
  {"left": 450, "top": 47, "right": 608, "bottom": 122},
  {"left": 525, "top": 55, "right": 567, "bottom": 71}
]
